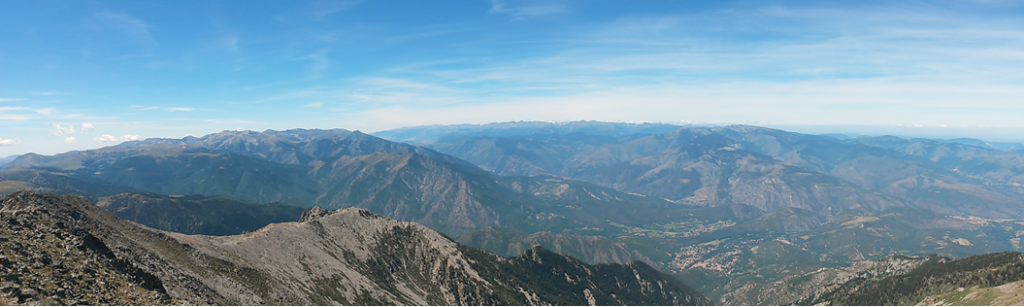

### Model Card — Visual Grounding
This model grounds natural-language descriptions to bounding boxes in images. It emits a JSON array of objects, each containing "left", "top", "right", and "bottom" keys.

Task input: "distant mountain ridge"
[
  {"left": 409, "top": 123, "right": 1024, "bottom": 221},
  {"left": 0, "top": 155, "right": 18, "bottom": 166},
  {"left": 374, "top": 120, "right": 683, "bottom": 145},
  {"left": 1, "top": 128, "right": 709, "bottom": 238}
]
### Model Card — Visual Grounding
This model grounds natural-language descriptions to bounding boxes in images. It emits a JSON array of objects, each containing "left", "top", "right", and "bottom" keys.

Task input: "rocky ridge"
[{"left": 0, "top": 191, "right": 708, "bottom": 305}]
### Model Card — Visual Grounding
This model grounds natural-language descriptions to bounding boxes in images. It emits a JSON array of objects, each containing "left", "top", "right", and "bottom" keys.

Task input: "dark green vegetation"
[
  {"left": 809, "top": 252, "right": 1024, "bottom": 305},
  {"left": 96, "top": 193, "right": 306, "bottom": 236},
  {"left": 0, "top": 192, "right": 709, "bottom": 305}
]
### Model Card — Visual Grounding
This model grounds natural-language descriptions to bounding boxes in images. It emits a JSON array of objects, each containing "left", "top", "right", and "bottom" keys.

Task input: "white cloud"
[
  {"left": 307, "top": 102, "right": 324, "bottom": 108},
  {"left": 120, "top": 134, "right": 142, "bottom": 141},
  {"left": 166, "top": 107, "right": 193, "bottom": 112},
  {"left": 95, "top": 134, "right": 141, "bottom": 142},
  {"left": 94, "top": 134, "right": 118, "bottom": 142},
  {"left": 64, "top": 137, "right": 78, "bottom": 144},
  {"left": 49, "top": 123, "right": 76, "bottom": 136},
  {"left": 81, "top": 123, "right": 95, "bottom": 134},
  {"left": 0, "top": 138, "right": 19, "bottom": 146},
  {"left": 0, "top": 98, "right": 25, "bottom": 102}
]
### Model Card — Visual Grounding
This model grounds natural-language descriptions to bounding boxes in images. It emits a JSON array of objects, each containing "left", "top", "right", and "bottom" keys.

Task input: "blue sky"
[{"left": 2, "top": 0, "right": 1024, "bottom": 155}]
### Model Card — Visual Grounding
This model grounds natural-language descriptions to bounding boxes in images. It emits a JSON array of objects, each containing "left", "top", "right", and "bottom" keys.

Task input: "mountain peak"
[{"left": 299, "top": 206, "right": 330, "bottom": 222}]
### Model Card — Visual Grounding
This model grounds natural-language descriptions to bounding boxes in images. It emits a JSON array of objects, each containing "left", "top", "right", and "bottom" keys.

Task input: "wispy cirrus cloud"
[
  {"left": 298, "top": 49, "right": 332, "bottom": 80},
  {"left": 91, "top": 12, "right": 156, "bottom": 46},
  {"left": 306, "top": 0, "right": 360, "bottom": 20},
  {"left": 0, "top": 106, "right": 54, "bottom": 121},
  {"left": 323, "top": 2, "right": 1024, "bottom": 129},
  {"left": 0, "top": 106, "right": 45, "bottom": 121},
  {"left": 130, "top": 105, "right": 160, "bottom": 111},
  {"left": 489, "top": 0, "right": 566, "bottom": 19},
  {"left": 131, "top": 105, "right": 196, "bottom": 112}
]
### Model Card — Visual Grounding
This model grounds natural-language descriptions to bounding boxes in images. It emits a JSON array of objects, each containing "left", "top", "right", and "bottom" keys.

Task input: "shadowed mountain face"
[
  {"left": 0, "top": 192, "right": 709, "bottom": 306},
  {"left": 95, "top": 193, "right": 306, "bottom": 236}
]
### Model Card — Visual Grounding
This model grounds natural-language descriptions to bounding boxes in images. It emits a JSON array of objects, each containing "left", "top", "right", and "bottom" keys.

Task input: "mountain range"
[{"left": 2, "top": 120, "right": 1023, "bottom": 305}]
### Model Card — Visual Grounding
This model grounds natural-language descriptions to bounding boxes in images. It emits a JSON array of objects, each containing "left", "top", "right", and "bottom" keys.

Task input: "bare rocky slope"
[{"left": 0, "top": 192, "right": 708, "bottom": 305}]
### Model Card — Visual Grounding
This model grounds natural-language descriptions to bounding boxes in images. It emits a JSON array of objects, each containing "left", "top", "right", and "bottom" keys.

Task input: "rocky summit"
[{"left": 0, "top": 191, "right": 709, "bottom": 305}]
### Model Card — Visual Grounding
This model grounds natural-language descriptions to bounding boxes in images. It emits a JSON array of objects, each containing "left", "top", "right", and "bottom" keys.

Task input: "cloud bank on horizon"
[{"left": 2, "top": 0, "right": 1024, "bottom": 155}]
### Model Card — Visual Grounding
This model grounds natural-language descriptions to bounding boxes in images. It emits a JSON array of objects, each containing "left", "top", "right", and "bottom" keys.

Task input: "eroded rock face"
[
  {"left": 0, "top": 192, "right": 709, "bottom": 306},
  {"left": 0, "top": 193, "right": 174, "bottom": 305}
]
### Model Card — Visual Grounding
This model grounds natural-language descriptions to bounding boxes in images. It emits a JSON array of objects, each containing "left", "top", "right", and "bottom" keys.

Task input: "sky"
[{"left": 2, "top": 0, "right": 1024, "bottom": 156}]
